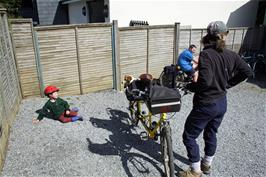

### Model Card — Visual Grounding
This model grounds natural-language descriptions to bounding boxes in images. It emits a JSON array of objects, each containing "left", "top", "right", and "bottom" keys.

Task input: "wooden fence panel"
[
  {"left": 232, "top": 29, "right": 245, "bottom": 53},
  {"left": 178, "top": 29, "right": 191, "bottom": 55},
  {"left": 0, "top": 9, "right": 21, "bottom": 169},
  {"left": 10, "top": 20, "right": 40, "bottom": 97},
  {"left": 0, "top": 14, "right": 21, "bottom": 118},
  {"left": 190, "top": 29, "right": 203, "bottom": 56},
  {"left": 78, "top": 26, "right": 113, "bottom": 93},
  {"left": 37, "top": 28, "right": 80, "bottom": 96},
  {"left": 148, "top": 26, "right": 174, "bottom": 78},
  {"left": 226, "top": 29, "right": 235, "bottom": 51},
  {"left": 119, "top": 28, "right": 147, "bottom": 80}
]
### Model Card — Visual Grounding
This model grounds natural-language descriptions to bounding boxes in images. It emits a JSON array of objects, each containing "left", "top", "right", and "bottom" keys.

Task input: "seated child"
[{"left": 33, "top": 86, "right": 83, "bottom": 123}]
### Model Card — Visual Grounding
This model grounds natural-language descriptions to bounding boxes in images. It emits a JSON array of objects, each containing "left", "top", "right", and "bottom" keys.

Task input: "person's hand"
[
  {"left": 193, "top": 56, "right": 199, "bottom": 64},
  {"left": 66, "top": 110, "right": 70, "bottom": 115},
  {"left": 32, "top": 118, "right": 40, "bottom": 124}
]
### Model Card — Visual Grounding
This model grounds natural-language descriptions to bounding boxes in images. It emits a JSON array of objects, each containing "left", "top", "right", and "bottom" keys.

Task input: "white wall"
[
  {"left": 110, "top": 0, "right": 250, "bottom": 27},
  {"left": 68, "top": 1, "right": 88, "bottom": 24}
]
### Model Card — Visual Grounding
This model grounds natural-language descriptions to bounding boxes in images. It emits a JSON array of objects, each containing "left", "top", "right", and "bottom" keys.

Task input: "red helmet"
[{"left": 44, "top": 86, "right": 59, "bottom": 96}]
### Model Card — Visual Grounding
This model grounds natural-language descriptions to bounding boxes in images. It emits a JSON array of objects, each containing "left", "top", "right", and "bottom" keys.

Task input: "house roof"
[{"left": 61, "top": 0, "right": 93, "bottom": 5}]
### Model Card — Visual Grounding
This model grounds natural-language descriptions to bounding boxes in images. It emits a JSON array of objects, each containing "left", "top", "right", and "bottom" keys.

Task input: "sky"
[{"left": 110, "top": 0, "right": 250, "bottom": 28}]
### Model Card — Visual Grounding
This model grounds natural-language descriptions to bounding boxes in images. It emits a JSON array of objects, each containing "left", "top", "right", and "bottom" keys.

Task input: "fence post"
[
  {"left": 112, "top": 20, "right": 121, "bottom": 91},
  {"left": 200, "top": 29, "right": 204, "bottom": 51},
  {"left": 74, "top": 27, "right": 83, "bottom": 95},
  {"left": 32, "top": 30, "right": 45, "bottom": 97},
  {"left": 189, "top": 28, "right": 192, "bottom": 46},
  {"left": 173, "top": 22, "right": 180, "bottom": 64},
  {"left": 231, "top": 29, "right": 236, "bottom": 51},
  {"left": 146, "top": 26, "right": 150, "bottom": 73}
]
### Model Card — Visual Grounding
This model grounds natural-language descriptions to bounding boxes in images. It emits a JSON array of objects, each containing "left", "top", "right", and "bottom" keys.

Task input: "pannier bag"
[
  {"left": 147, "top": 84, "right": 181, "bottom": 114},
  {"left": 162, "top": 64, "right": 179, "bottom": 88}
]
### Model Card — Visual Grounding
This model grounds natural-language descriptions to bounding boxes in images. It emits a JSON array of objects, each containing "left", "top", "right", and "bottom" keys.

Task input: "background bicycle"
[{"left": 240, "top": 51, "right": 266, "bottom": 79}]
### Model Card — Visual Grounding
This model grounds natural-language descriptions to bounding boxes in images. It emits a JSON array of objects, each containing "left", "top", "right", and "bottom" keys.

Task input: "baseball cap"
[{"left": 207, "top": 21, "right": 228, "bottom": 35}]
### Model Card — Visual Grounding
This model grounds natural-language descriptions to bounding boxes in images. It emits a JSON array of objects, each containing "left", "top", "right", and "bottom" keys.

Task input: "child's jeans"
[{"left": 58, "top": 111, "right": 78, "bottom": 123}]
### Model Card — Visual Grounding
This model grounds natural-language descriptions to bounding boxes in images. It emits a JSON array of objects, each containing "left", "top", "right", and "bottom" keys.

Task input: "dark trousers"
[{"left": 182, "top": 96, "right": 227, "bottom": 163}]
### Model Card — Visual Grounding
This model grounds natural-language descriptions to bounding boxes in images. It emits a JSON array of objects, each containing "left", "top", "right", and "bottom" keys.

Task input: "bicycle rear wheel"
[
  {"left": 160, "top": 122, "right": 175, "bottom": 177},
  {"left": 159, "top": 71, "right": 169, "bottom": 87},
  {"left": 175, "top": 73, "right": 186, "bottom": 89},
  {"left": 159, "top": 71, "right": 176, "bottom": 88}
]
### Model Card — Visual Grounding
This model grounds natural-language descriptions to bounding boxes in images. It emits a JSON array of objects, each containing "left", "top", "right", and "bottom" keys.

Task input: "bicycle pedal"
[{"left": 140, "top": 131, "right": 148, "bottom": 140}]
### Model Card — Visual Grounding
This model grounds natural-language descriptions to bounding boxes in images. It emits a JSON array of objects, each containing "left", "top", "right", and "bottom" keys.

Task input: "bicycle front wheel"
[{"left": 160, "top": 122, "right": 175, "bottom": 177}]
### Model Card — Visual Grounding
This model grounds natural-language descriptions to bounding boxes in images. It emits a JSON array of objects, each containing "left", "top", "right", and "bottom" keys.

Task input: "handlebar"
[{"left": 131, "top": 89, "right": 147, "bottom": 97}]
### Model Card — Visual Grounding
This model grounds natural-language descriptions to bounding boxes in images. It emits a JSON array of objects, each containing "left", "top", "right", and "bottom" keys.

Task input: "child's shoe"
[
  {"left": 178, "top": 169, "right": 202, "bottom": 177},
  {"left": 201, "top": 161, "right": 211, "bottom": 175},
  {"left": 78, "top": 116, "right": 83, "bottom": 121},
  {"left": 71, "top": 115, "right": 83, "bottom": 122}
]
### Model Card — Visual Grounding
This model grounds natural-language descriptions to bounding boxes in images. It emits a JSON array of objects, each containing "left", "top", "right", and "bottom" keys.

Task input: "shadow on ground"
[{"left": 86, "top": 108, "right": 189, "bottom": 177}]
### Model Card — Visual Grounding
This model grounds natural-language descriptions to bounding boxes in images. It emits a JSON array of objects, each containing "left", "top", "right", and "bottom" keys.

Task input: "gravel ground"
[{"left": 1, "top": 80, "right": 265, "bottom": 177}]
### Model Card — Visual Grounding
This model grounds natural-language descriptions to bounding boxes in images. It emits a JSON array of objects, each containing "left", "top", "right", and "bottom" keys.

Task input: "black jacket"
[{"left": 186, "top": 46, "right": 253, "bottom": 106}]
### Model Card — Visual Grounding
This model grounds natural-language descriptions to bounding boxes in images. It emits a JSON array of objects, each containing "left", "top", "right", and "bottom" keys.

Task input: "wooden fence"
[
  {"left": 11, "top": 20, "right": 113, "bottom": 97},
  {"left": 10, "top": 20, "right": 264, "bottom": 98},
  {"left": 0, "top": 9, "right": 22, "bottom": 169},
  {"left": 10, "top": 20, "right": 251, "bottom": 98}
]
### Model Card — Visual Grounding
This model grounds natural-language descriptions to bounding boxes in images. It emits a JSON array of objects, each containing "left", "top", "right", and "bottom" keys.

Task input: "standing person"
[
  {"left": 178, "top": 21, "right": 253, "bottom": 177},
  {"left": 33, "top": 86, "right": 83, "bottom": 123},
  {"left": 177, "top": 44, "right": 199, "bottom": 82}
]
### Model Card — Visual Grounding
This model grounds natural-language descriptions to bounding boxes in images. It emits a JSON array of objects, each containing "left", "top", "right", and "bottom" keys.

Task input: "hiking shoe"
[
  {"left": 201, "top": 161, "right": 211, "bottom": 175},
  {"left": 178, "top": 169, "right": 202, "bottom": 177}
]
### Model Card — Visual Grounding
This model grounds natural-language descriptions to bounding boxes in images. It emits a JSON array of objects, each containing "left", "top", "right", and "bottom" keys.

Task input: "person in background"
[
  {"left": 177, "top": 44, "right": 199, "bottom": 82},
  {"left": 178, "top": 21, "right": 253, "bottom": 177},
  {"left": 33, "top": 86, "right": 83, "bottom": 124}
]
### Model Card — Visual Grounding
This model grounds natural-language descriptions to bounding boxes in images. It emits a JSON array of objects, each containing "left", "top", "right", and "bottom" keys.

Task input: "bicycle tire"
[
  {"left": 159, "top": 71, "right": 169, "bottom": 87},
  {"left": 128, "top": 101, "right": 139, "bottom": 126},
  {"left": 159, "top": 71, "right": 177, "bottom": 88},
  {"left": 175, "top": 73, "right": 186, "bottom": 89},
  {"left": 253, "top": 60, "right": 266, "bottom": 79},
  {"left": 160, "top": 122, "right": 175, "bottom": 177}
]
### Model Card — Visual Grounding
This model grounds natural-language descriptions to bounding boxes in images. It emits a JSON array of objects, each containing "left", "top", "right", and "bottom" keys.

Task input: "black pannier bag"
[
  {"left": 125, "top": 79, "right": 150, "bottom": 101},
  {"left": 162, "top": 64, "right": 179, "bottom": 88},
  {"left": 146, "top": 84, "right": 181, "bottom": 114}
]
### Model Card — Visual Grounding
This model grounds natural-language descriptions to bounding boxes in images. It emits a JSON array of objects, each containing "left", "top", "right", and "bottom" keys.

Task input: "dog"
[{"left": 122, "top": 74, "right": 137, "bottom": 89}]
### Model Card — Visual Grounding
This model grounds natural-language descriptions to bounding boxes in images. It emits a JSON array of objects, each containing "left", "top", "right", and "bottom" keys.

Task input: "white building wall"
[
  {"left": 68, "top": 1, "right": 88, "bottom": 24},
  {"left": 110, "top": 0, "right": 250, "bottom": 27}
]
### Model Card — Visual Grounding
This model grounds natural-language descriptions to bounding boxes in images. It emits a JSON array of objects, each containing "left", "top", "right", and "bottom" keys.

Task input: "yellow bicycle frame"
[{"left": 135, "top": 101, "right": 167, "bottom": 139}]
